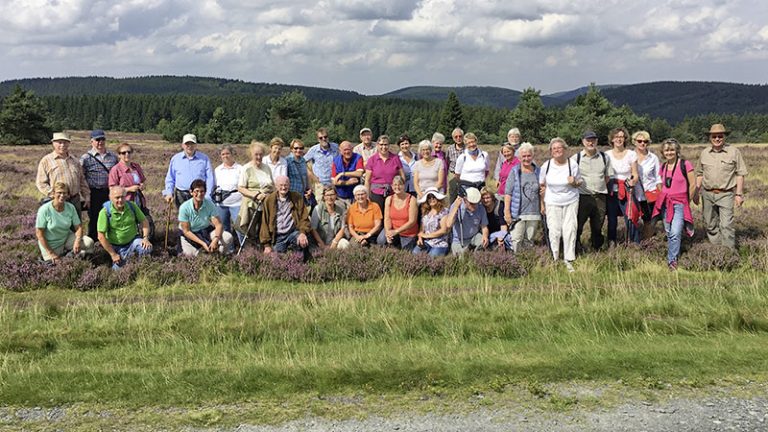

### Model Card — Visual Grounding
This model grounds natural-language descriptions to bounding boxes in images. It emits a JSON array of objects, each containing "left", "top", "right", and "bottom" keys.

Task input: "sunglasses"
[
  {"left": 635, "top": 140, "right": 649, "bottom": 144},
  {"left": 119, "top": 150, "right": 133, "bottom": 155},
  {"left": 292, "top": 146, "right": 305, "bottom": 150},
  {"left": 318, "top": 136, "right": 328, "bottom": 140}
]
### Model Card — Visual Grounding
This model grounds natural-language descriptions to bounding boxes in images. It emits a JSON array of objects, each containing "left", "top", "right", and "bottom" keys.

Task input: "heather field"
[{"left": 2, "top": 132, "right": 768, "bottom": 430}]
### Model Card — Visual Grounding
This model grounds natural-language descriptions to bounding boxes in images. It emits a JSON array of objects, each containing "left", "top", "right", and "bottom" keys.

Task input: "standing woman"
[
  {"left": 504, "top": 143, "right": 541, "bottom": 252},
  {"left": 633, "top": 131, "right": 662, "bottom": 238},
  {"left": 454, "top": 132, "right": 489, "bottom": 195},
  {"left": 262, "top": 137, "right": 288, "bottom": 179},
  {"left": 493, "top": 128, "right": 522, "bottom": 182},
  {"left": 365, "top": 135, "right": 405, "bottom": 212},
  {"left": 495, "top": 143, "right": 520, "bottom": 200},
  {"left": 377, "top": 176, "right": 418, "bottom": 249},
  {"left": 652, "top": 138, "right": 696, "bottom": 271},
  {"left": 397, "top": 134, "right": 418, "bottom": 196},
  {"left": 236, "top": 142, "right": 274, "bottom": 242},
  {"left": 540, "top": 138, "right": 581, "bottom": 272},
  {"left": 214, "top": 144, "right": 245, "bottom": 247},
  {"left": 606, "top": 127, "right": 642, "bottom": 245},
  {"left": 412, "top": 140, "right": 445, "bottom": 198},
  {"left": 108, "top": 143, "right": 147, "bottom": 206}
]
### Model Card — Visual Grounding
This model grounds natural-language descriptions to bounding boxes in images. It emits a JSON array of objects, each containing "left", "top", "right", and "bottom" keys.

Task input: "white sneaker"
[{"left": 564, "top": 260, "right": 575, "bottom": 273}]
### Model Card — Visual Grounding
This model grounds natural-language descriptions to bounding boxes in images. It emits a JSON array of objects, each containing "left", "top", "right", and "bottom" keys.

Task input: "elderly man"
[
  {"left": 695, "top": 123, "right": 748, "bottom": 249},
  {"left": 572, "top": 130, "right": 612, "bottom": 252},
  {"left": 36, "top": 132, "right": 90, "bottom": 213},
  {"left": 178, "top": 179, "right": 233, "bottom": 256},
  {"left": 80, "top": 129, "right": 118, "bottom": 239},
  {"left": 446, "top": 127, "right": 465, "bottom": 203},
  {"left": 445, "top": 187, "right": 489, "bottom": 255},
  {"left": 353, "top": 127, "right": 376, "bottom": 163},
  {"left": 97, "top": 186, "right": 152, "bottom": 269},
  {"left": 259, "top": 175, "right": 311, "bottom": 255},
  {"left": 332, "top": 140, "right": 364, "bottom": 205},
  {"left": 305, "top": 127, "right": 340, "bottom": 202},
  {"left": 163, "top": 134, "right": 215, "bottom": 208}
]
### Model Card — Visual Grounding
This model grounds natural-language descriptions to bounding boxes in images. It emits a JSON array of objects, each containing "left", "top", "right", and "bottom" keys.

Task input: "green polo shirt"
[{"left": 97, "top": 201, "right": 146, "bottom": 246}]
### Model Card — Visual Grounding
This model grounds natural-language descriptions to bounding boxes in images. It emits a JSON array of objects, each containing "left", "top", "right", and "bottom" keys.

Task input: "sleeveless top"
[{"left": 389, "top": 194, "right": 418, "bottom": 237}]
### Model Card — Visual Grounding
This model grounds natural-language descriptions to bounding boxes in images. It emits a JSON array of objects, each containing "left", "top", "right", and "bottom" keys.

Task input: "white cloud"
[{"left": 642, "top": 42, "right": 675, "bottom": 60}]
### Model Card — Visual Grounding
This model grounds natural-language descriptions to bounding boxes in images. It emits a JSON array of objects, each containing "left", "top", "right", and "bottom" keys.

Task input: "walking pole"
[
  {"left": 164, "top": 199, "right": 173, "bottom": 252},
  {"left": 237, "top": 201, "right": 260, "bottom": 256}
]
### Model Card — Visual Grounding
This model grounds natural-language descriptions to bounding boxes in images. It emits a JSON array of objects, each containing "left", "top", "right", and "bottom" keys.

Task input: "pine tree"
[
  {"left": 0, "top": 85, "right": 51, "bottom": 145},
  {"left": 508, "top": 88, "right": 547, "bottom": 144},
  {"left": 439, "top": 92, "right": 465, "bottom": 135}
]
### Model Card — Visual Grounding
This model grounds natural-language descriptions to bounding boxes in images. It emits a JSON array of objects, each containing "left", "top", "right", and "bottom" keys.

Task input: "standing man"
[
  {"left": 80, "top": 129, "right": 118, "bottom": 239},
  {"left": 96, "top": 186, "right": 152, "bottom": 270},
  {"left": 353, "top": 127, "right": 376, "bottom": 163},
  {"left": 446, "top": 127, "right": 465, "bottom": 203},
  {"left": 695, "top": 123, "right": 748, "bottom": 249},
  {"left": 163, "top": 134, "right": 215, "bottom": 208},
  {"left": 36, "top": 132, "right": 90, "bottom": 213},
  {"left": 572, "top": 130, "right": 612, "bottom": 253},
  {"left": 332, "top": 140, "right": 365, "bottom": 205},
  {"left": 305, "top": 127, "right": 339, "bottom": 202}
]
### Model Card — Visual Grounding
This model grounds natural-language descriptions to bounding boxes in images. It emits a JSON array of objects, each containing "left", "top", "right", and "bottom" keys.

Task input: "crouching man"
[
  {"left": 445, "top": 187, "right": 489, "bottom": 255},
  {"left": 178, "top": 179, "right": 233, "bottom": 256},
  {"left": 260, "top": 175, "right": 311, "bottom": 256},
  {"left": 97, "top": 186, "right": 152, "bottom": 269}
]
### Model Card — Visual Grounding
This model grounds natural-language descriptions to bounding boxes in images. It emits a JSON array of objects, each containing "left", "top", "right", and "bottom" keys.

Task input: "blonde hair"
[
  {"left": 464, "top": 132, "right": 478, "bottom": 142},
  {"left": 632, "top": 130, "right": 651, "bottom": 143},
  {"left": 53, "top": 182, "right": 69, "bottom": 195},
  {"left": 249, "top": 141, "right": 267, "bottom": 156}
]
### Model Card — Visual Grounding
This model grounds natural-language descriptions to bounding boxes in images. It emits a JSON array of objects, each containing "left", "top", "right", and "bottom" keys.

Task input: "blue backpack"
[{"left": 102, "top": 200, "right": 140, "bottom": 234}]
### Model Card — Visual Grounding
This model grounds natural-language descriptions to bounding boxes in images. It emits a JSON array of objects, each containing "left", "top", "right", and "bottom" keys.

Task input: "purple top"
[
  {"left": 366, "top": 152, "right": 403, "bottom": 195},
  {"left": 497, "top": 157, "right": 520, "bottom": 196}
]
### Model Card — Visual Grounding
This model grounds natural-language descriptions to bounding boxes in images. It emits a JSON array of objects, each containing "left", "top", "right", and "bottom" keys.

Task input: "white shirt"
[
  {"left": 638, "top": 152, "right": 662, "bottom": 193},
  {"left": 539, "top": 159, "right": 580, "bottom": 206},
  {"left": 262, "top": 155, "right": 287, "bottom": 179},
  {"left": 455, "top": 150, "right": 489, "bottom": 183},
  {"left": 606, "top": 149, "right": 637, "bottom": 181},
  {"left": 214, "top": 163, "right": 244, "bottom": 207}
]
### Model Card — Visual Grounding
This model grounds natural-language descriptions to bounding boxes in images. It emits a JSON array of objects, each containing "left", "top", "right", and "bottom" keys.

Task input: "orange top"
[
  {"left": 347, "top": 201, "right": 382, "bottom": 234},
  {"left": 389, "top": 194, "right": 418, "bottom": 237}
]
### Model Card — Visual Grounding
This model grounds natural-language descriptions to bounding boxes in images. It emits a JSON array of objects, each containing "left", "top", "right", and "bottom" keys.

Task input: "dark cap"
[
  {"left": 582, "top": 130, "right": 597, "bottom": 140},
  {"left": 90, "top": 129, "right": 106, "bottom": 140}
]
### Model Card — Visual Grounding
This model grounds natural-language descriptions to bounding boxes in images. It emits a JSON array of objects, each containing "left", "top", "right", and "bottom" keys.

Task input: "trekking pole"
[
  {"left": 164, "top": 199, "right": 173, "bottom": 252},
  {"left": 237, "top": 200, "right": 260, "bottom": 256}
]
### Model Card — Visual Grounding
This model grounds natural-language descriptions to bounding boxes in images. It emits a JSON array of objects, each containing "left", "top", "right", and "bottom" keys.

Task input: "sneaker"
[
  {"left": 564, "top": 260, "right": 575, "bottom": 273},
  {"left": 668, "top": 260, "right": 678, "bottom": 271}
]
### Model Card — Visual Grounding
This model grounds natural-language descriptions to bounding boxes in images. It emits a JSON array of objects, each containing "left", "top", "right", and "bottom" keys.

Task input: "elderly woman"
[
  {"left": 377, "top": 176, "right": 418, "bottom": 249},
  {"left": 108, "top": 142, "right": 147, "bottom": 206},
  {"left": 310, "top": 186, "right": 349, "bottom": 249},
  {"left": 365, "top": 135, "right": 405, "bottom": 212},
  {"left": 412, "top": 140, "right": 445, "bottom": 198},
  {"left": 431, "top": 132, "right": 449, "bottom": 179},
  {"left": 494, "top": 127, "right": 522, "bottom": 181},
  {"left": 479, "top": 187, "right": 508, "bottom": 249},
  {"left": 262, "top": 137, "right": 288, "bottom": 179},
  {"left": 633, "top": 130, "right": 662, "bottom": 238},
  {"left": 236, "top": 141, "right": 274, "bottom": 241},
  {"left": 606, "top": 127, "right": 642, "bottom": 245},
  {"left": 494, "top": 144, "right": 520, "bottom": 200},
  {"left": 412, "top": 187, "right": 450, "bottom": 257},
  {"left": 540, "top": 138, "right": 581, "bottom": 272},
  {"left": 214, "top": 144, "right": 244, "bottom": 246},
  {"left": 397, "top": 134, "right": 418, "bottom": 195},
  {"left": 35, "top": 182, "right": 95, "bottom": 263},
  {"left": 346, "top": 185, "right": 383, "bottom": 247},
  {"left": 503, "top": 143, "right": 541, "bottom": 252},
  {"left": 455, "top": 132, "right": 489, "bottom": 195},
  {"left": 652, "top": 138, "right": 696, "bottom": 271}
]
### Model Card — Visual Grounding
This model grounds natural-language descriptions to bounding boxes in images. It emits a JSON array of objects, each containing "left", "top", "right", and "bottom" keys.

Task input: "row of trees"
[{"left": 2, "top": 84, "right": 767, "bottom": 146}]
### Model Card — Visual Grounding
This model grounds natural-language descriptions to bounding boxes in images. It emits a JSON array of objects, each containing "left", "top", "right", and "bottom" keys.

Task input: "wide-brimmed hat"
[
  {"left": 706, "top": 124, "right": 729, "bottom": 135},
  {"left": 51, "top": 132, "right": 71, "bottom": 142},
  {"left": 417, "top": 187, "right": 446, "bottom": 204},
  {"left": 465, "top": 187, "right": 481, "bottom": 204}
]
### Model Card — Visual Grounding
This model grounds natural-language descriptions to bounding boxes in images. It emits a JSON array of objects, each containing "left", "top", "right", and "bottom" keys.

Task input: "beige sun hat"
[
  {"left": 51, "top": 132, "right": 71, "bottom": 142},
  {"left": 417, "top": 187, "right": 446, "bottom": 204},
  {"left": 706, "top": 124, "right": 729, "bottom": 135}
]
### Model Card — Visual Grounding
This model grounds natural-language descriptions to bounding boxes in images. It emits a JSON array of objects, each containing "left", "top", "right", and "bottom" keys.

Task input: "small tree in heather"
[
  {"left": 439, "top": 91, "right": 465, "bottom": 135},
  {"left": 508, "top": 87, "right": 547, "bottom": 143},
  {"left": 0, "top": 85, "right": 51, "bottom": 145}
]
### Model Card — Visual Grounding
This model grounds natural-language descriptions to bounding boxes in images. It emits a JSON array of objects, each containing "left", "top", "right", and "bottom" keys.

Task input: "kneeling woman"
[
  {"left": 412, "top": 187, "right": 450, "bottom": 257},
  {"left": 377, "top": 176, "right": 418, "bottom": 249},
  {"left": 652, "top": 138, "right": 696, "bottom": 271},
  {"left": 346, "top": 185, "right": 383, "bottom": 246},
  {"left": 35, "top": 182, "right": 95, "bottom": 263}
]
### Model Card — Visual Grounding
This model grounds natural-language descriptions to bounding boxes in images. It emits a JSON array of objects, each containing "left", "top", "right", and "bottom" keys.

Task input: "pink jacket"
[{"left": 108, "top": 161, "right": 146, "bottom": 204}]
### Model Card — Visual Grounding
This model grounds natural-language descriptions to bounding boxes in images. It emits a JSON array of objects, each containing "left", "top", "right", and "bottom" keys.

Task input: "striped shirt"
[
  {"left": 446, "top": 143, "right": 465, "bottom": 174},
  {"left": 80, "top": 149, "right": 118, "bottom": 189},
  {"left": 36, "top": 151, "right": 90, "bottom": 201}
]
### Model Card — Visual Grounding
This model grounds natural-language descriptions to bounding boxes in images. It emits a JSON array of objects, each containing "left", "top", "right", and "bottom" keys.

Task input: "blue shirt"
[
  {"left": 285, "top": 154, "right": 309, "bottom": 194},
  {"left": 163, "top": 151, "right": 215, "bottom": 198},
  {"left": 304, "top": 142, "right": 339, "bottom": 185},
  {"left": 178, "top": 198, "right": 219, "bottom": 232},
  {"left": 450, "top": 202, "right": 488, "bottom": 243}
]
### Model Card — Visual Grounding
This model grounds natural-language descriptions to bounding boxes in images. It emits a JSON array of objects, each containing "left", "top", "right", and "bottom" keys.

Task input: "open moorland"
[{"left": 1, "top": 132, "right": 768, "bottom": 431}]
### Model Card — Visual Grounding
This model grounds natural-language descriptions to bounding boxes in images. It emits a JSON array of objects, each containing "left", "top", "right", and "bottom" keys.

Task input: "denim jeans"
[
  {"left": 412, "top": 243, "right": 449, "bottom": 257},
  {"left": 217, "top": 204, "right": 245, "bottom": 246},
  {"left": 607, "top": 194, "right": 640, "bottom": 244},
  {"left": 663, "top": 204, "right": 684, "bottom": 264},
  {"left": 274, "top": 230, "right": 307, "bottom": 253},
  {"left": 112, "top": 237, "right": 152, "bottom": 270},
  {"left": 376, "top": 230, "right": 416, "bottom": 250}
]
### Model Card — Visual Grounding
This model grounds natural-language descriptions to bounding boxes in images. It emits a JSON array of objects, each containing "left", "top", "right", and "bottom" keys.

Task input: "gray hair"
[
  {"left": 417, "top": 140, "right": 433, "bottom": 152},
  {"left": 431, "top": 132, "right": 445, "bottom": 144},
  {"left": 451, "top": 127, "right": 464, "bottom": 136},
  {"left": 548, "top": 137, "right": 568, "bottom": 151},
  {"left": 219, "top": 144, "right": 235, "bottom": 155},
  {"left": 507, "top": 128, "right": 521, "bottom": 137},
  {"left": 391, "top": 176, "right": 404, "bottom": 186},
  {"left": 661, "top": 138, "right": 681, "bottom": 156},
  {"left": 518, "top": 142, "right": 534, "bottom": 155}
]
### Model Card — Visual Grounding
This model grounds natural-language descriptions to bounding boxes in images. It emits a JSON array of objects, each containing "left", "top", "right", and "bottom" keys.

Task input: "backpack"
[
  {"left": 102, "top": 200, "right": 155, "bottom": 240},
  {"left": 575, "top": 151, "right": 607, "bottom": 169}
]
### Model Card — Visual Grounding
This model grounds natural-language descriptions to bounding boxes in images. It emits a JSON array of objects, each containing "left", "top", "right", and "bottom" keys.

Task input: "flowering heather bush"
[
  {"left": 740, "top": 237, "right": 768, "bottom": 272},
  {"left": 678, "top": 242, "right": 741, "bottom": 272},
  {"left": 515, "top": 245, "right": 556, "bottom": 271},
  {"left": 469, "top": 250, "right": 528, "bottom": 278}
]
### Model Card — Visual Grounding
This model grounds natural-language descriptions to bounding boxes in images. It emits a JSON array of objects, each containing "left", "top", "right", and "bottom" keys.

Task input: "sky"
[{"left": 1, "top": 0, "right": 767, "bottom": 95}]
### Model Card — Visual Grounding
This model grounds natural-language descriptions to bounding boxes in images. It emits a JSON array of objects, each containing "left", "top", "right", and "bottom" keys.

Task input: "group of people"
[{"left": 34, "top": 123, "right": 748, "bottom": 272}]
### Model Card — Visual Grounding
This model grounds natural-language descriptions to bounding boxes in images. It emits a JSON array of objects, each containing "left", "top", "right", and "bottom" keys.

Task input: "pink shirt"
[
  {"left": 497, "top": 157, "right": 520, "bottom": 195},
  {"left": 653, "top": 160, "right": 694, "bottom": 232},
  {"left": 366, "top": 152, "right": 403, "bottom": 195},
  {"left": 108, "top": 161, "right": 146, "bottom": 204}
]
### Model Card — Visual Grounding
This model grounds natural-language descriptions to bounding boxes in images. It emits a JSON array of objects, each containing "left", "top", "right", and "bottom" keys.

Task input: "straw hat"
[{"left": 706, "top": 124, "right": 729, "bottom": 135}]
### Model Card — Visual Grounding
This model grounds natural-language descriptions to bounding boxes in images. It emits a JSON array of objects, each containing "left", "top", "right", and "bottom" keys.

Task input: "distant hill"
[
  {"left": 0, "top": 76, "right": 364, "bottom": 102},
  {"left": 545, "top": 84, "right": 623, "bottom": 104},
  {"left": 382, "top": 86, "right": 524, "bottom": 109}
]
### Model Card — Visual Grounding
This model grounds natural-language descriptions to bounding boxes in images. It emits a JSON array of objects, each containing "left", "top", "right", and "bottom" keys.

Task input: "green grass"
[{"left": 2, "top": 267, "right": 768, "bottom": 409}]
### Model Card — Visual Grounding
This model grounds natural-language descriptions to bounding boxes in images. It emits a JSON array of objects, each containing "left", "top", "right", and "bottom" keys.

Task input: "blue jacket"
[{"left": 504, "top": 162, "right": 541, "bottom": 220}]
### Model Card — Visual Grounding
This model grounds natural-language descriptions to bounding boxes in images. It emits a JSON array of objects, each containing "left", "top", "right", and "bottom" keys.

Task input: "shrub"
[{"left": 679, "top": 242, "right": 741, "bottom": 272}]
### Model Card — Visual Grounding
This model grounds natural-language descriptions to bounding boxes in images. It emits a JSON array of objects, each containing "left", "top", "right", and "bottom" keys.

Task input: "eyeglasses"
[
  {"left": 635, "top": 140, "right": 649, "bottom": 144},
  {"left": 119, "top": 150, "right": 133, "bottom": 155},
  {"left": 318, "top": 136, "right": 328, "bottom": 140},
  {"left": 94, "top": 138, "right": 106, "bottom": 142},
  {"left": 453, "top": 135, "right": 463, "bottom": 138},
  {"left": 292, "top": 147, "right": 304, "bottom": 150},
  {"left": 711, "top": 134, "right": 725, "bottom": 139}
]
